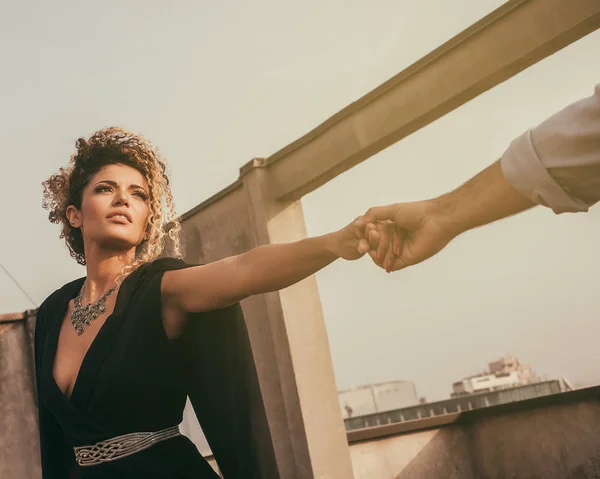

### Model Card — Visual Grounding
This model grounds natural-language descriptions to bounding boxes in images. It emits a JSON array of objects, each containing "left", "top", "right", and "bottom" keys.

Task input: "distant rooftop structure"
[
  {"left": 345, "top": 379, "right": 575, "bottom": 432},
  {"left": 339, "top": 380, "right": 418, "bottom": 419},
  {"left": 343, "top": 357, "right": 576, "bottom": 432},
  {"left": 452, "top": 356, "right": 539, "bottom": 398}
]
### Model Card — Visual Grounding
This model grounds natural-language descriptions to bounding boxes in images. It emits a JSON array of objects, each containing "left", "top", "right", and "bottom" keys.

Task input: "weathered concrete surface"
[
  {"left": 348, "top": 392, "right": 600, "bottom": 479},
  {"left": 0, "top": 315, "right": 40, "bottom": 479}
]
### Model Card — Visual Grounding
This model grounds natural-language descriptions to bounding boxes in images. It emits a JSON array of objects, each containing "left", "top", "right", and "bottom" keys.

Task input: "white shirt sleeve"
[{"left": 501, "top": 83, "right": 600, "bottom": 214}]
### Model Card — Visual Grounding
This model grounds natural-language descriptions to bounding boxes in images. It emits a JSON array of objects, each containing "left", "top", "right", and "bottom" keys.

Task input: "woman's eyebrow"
[{"left": 94, "top": 179, "right": 148, "bottom": 191}]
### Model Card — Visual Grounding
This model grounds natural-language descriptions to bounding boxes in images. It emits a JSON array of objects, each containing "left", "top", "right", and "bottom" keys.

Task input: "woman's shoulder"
[
  {"left": 124, "top": 258, "right": 197, "bottom": 303},
  {"left": 36, "top": 277, "right": 84, "bottom": 334},
  {"left": 39, "top": 277, "right": 84, "bottom": 313},
  {"left": 125, "top": 257, "right": 193, "bottom": 293},
  {"left": 142, "top": 256, "right": 194, "bottom": 273}
]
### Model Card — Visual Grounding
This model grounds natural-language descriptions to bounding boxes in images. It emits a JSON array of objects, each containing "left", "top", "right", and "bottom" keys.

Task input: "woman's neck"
[{"left": 83, "top": 247, "right": 135, "bottom": 302}]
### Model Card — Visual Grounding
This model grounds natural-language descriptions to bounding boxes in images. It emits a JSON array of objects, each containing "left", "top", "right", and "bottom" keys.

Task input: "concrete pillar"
[
  {"left": 179, "top": 160, "right": 353, "bottom": 478},
  {"left": 240, "top": 160, "right": 354, "bottom": 479}
]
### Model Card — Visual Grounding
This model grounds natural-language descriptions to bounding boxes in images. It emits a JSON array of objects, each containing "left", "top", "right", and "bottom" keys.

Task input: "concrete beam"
[{"left": 264, "top": 0, "right": 600, "bottom": 202}]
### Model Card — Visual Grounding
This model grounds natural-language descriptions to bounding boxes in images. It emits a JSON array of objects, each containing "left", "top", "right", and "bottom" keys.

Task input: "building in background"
[
  {"left": 344, "top": 357, "right": 575, "bottom": 431},
  {"left": 339, "top": 380, "right": 418, "bottom": 419},
  {"left": 451, "top": 356, "right": 537, "bottom": 397}
]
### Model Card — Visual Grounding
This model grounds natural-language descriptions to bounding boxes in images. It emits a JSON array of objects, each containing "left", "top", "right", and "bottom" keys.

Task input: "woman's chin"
[{"left": 97, "top": 236, "right": 141, "bottom": 254}]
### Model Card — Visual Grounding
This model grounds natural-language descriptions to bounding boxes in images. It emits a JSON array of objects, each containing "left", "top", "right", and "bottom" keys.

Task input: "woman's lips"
[{"left": 106, "top": 214, "right": 131, "bottom": 224}]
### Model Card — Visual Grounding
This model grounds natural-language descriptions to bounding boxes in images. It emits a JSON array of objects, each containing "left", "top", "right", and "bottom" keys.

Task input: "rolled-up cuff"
[{"left": 500, "top": 129, "right": 589, "bottom": 214}]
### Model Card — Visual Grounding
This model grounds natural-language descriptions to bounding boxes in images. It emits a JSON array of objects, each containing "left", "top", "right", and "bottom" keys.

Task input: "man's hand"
[
  {"left": 356, "top": 201, "right": 458, "bottom": 271},
  {"left": 357, "top": 160, "right": 538, "bottom": 272}
]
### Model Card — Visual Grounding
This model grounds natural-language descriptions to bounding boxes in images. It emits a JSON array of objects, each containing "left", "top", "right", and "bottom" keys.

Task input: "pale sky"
[{"left": 1, "top": 1, "right": 599, "bottom": 401}]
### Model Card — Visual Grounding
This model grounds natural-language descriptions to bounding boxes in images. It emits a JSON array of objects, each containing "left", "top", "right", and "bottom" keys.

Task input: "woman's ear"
[{"left": 66, "top": 205, "right": 83, "bottom": 228}]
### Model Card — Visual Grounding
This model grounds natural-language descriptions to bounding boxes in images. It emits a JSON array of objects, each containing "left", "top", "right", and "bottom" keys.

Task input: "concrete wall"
[
  {"left": 0, "top": 315, "right": 41, "bottom": 479},
  {"left": 348, "top": 389, "right": 600, "bottom": 479}
]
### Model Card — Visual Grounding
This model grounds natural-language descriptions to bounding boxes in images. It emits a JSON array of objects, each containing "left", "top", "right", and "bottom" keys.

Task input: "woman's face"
[{"left": 67, "top": 164, "right": 150, "bottom": 254}]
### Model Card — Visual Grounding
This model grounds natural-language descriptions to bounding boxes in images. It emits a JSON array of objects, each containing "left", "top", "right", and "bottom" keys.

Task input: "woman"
[{"left": 36, "top": 127, "right": 396, "bottom": 478}]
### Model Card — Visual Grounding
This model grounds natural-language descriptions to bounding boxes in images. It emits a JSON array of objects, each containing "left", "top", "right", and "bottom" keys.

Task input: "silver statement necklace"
[{"left": 71, "top": 284, "right": 116, "bottom": 336}]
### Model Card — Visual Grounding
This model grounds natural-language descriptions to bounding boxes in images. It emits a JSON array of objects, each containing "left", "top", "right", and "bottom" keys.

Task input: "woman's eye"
[
  {"left": 134, "top": 191, "right": 148, "bottom": 200},
  {"left": 95, "top": 185, "right": 112, "bottom": 193}
]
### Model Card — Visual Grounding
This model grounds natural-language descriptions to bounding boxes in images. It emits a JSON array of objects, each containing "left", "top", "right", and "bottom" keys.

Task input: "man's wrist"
[{"left": 429, "top": 195, "right": 466, "bottom": 240}]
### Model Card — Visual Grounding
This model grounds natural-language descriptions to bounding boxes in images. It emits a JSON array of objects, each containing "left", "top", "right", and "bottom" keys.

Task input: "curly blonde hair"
[{"left": 42, "top": 127, "right": 182, "bottom": 277}]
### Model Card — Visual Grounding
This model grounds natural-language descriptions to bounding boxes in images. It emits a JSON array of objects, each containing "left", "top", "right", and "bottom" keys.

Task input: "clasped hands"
[{"left": 336, "top": 200, "right": 458, "bottom": 272}]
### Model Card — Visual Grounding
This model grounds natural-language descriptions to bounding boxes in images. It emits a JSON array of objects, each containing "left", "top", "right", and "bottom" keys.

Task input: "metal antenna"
[{"left": 0, "top": 263, "right": 38, "bottom": 308}]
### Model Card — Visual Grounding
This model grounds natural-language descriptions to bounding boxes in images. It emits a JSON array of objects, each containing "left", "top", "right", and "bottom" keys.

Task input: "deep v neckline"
[{"left": 50, "top": 276, "right": 128, "bottom": 403}]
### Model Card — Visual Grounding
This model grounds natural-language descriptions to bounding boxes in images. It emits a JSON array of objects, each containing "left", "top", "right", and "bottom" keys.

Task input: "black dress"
[{"left": 34, "top": 258, "right": 272, "bottom": 479}]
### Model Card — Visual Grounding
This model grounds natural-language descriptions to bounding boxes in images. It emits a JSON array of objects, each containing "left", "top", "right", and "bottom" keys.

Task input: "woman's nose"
[{"left": 113, "top": 191, "right": 130, "bottom": 206}]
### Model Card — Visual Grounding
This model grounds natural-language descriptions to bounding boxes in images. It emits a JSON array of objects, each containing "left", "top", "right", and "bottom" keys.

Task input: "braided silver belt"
[{"left": 73, "top": 425, "right": 181, "bottom": 466}]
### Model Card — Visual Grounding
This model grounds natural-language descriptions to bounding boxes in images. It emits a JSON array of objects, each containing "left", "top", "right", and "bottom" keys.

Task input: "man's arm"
[
  {"left": 360, "top": 83, "right": 600, "bottom": 271},
  {"left": 359, "top": 161, "right": 535, "bottom": 271},
  {"left": 434, "top": 159, "right": 536, "bottom": 236}
]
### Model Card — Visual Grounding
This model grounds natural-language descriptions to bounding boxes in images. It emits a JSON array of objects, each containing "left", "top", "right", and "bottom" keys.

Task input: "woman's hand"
[
  {"left": 327, "top": 217, "right": 402, "bottom": 265},
  {"left": 356, "top": 201, "right": 457, "bottom": 271}
]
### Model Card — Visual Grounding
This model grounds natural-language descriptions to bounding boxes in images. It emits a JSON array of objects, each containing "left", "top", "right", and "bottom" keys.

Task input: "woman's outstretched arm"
[{"left": 160, "top": 217, "right": 397, "bottom": 313}]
